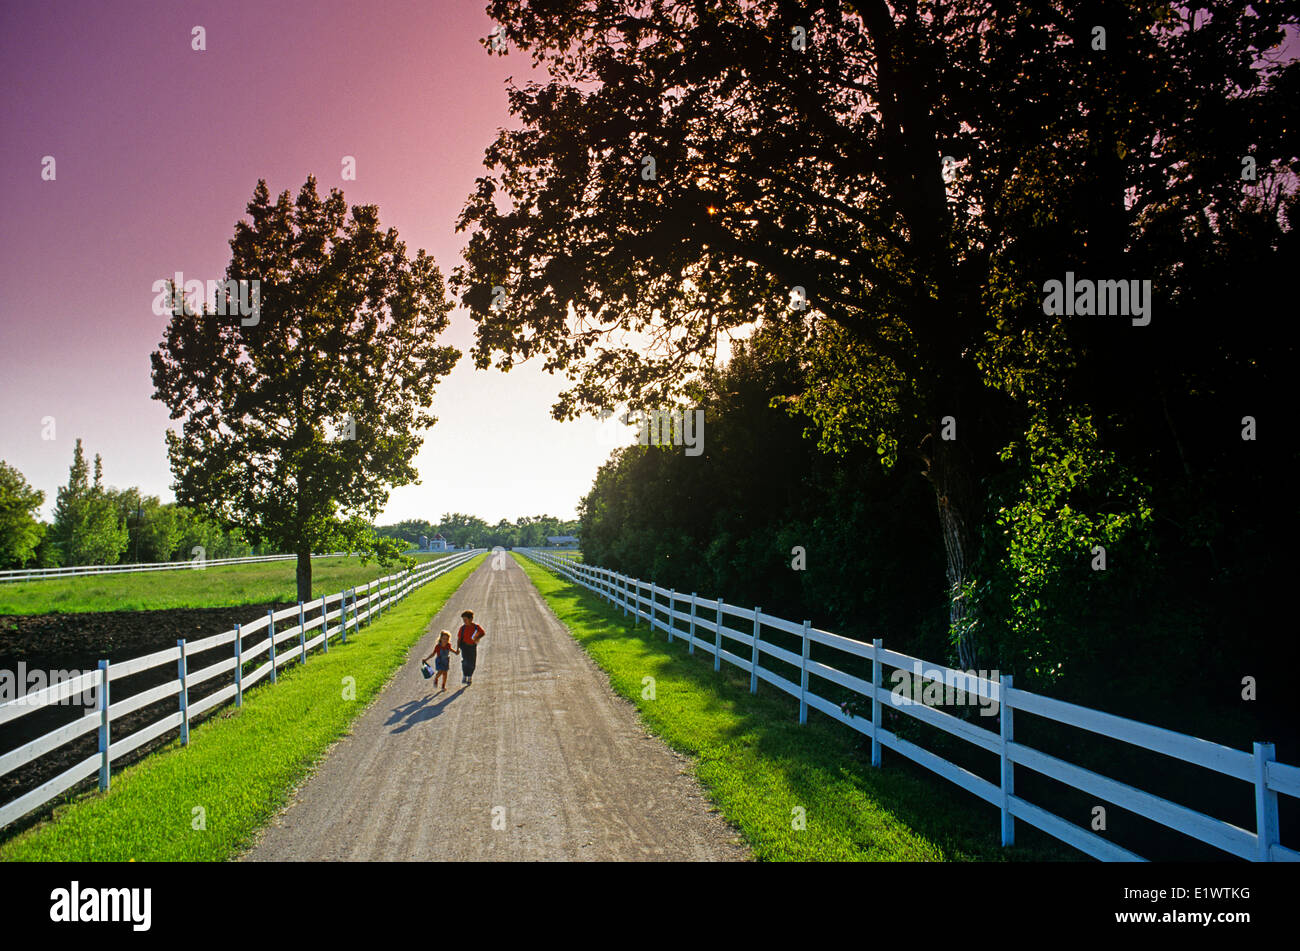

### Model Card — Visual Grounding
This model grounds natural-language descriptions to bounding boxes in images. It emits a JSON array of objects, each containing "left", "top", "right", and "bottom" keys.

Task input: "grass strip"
[
  {"left": 0, "top": 554, "right": 485, "bottom": 861},
  {"left": 515, "top": 554, "right": 1074, "bottom": 862},
  {"left": 0, "top": 553, "right": 455, "bottom": 615}
]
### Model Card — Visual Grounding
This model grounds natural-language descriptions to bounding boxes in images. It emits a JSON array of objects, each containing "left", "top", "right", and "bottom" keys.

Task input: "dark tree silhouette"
[
  {"left": 454, "top": 1, "right": 1297, "bottom": 667},
  {"left": 153, "top": 177, "right": 460, "bottom": 601}
]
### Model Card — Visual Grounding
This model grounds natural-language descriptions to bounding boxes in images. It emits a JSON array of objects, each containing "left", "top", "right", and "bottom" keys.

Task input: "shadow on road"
[{"left": 387, "top": 688, "right": 465, "bottom": 733}]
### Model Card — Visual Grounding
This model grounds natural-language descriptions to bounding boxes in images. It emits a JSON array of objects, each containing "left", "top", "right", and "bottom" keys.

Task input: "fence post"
[
  {"left": 750, "top": 608, "right": 761, "bottom": 694},
  {"left": 1254, "top": 741, "right": 1279, "bottom": 862},
  {"left": 799, "top": 621, "right": 810, "bottom": 725},
  {"left": 178, "top": 639, "right": 189, "bottom": 746},
  {"left": 1000, "top": 674, "right": 1015, "bottom": 847},
  {"left": 871, "top": 638, "right": 882, "bottom": 767},
  {"left": 649, "top": 581, "right": 655, "bottom": 633},
  {"left": 341, "top": 590, "right": 350, "bottom": 644},
  {"left": 98, "top": 660, "right": 111, "bottom": 790},
  {"left": 688, "top": 594, "right": 697, "bottom": 655},
  {"left": 234, "top": 624, "right": 243, "bottom": 707},
  {"left": 298, "top": 601, "right": 307, "bottom": 664},
  {"left": 621, "top": 574, "right": 628, "bottom": 618},
  {"left": 321, "top": 596, "right": 329, "bottom": 652},
  {"left": 714, "top": 598, "right": 724, "bottom": 672},
  {"left": 667, "top": 589, "right": 674, "bottom": 643},
  {"left": 267, "top": 610, "right": 277, "bottom": 683}
]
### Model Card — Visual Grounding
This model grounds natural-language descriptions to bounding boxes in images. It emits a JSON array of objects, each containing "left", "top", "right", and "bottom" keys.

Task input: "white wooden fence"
[
  {"left": 0, "top": 549, "right": 483, "bottom": 830},
  {"left": 520, "top": 548, "right": 1300, "bottom": 862},
  {"left": 0, "top": 551, "right": 354, "bottom": 584}
]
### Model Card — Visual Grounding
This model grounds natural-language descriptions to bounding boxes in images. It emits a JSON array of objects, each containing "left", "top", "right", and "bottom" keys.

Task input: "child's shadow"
[{"left": 388, "top": 689, "right": 464, "bottom": 734}]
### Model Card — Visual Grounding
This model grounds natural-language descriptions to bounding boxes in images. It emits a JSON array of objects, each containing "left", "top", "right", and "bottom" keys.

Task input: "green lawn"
[
  {"left": 0, "top": 553, "right": 455, "bottom": 615},
  {"left": 0, "top": 553, "right": 484, "bottom": 861},
  {"left": 515, "top": 553, "right": 1073, "bottom": 862}
]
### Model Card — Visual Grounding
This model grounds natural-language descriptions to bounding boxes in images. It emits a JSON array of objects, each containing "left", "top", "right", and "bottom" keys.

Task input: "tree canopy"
[
  {"left": 152, "top": 177, "right": 461, "bottom": 600},
  {"left": 47, "top": 439, "right": 128, "bottom": 567},
  {"left": 0, "top": 460, "right": 45, "bottom": 570},
  {"left": 455, "top": 0, "right": 1298, "bottom": 667}
]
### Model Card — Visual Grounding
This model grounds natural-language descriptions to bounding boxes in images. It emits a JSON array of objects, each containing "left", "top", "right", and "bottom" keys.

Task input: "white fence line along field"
[
  {"left": 519, "top": 549, "right": 1300, "bottom": 863},
  {"left": 0, "top": 549, "right": 484, "bottom": 830},
  {"left": 0, "top": 551, "right": 353, "bottom": 583}
]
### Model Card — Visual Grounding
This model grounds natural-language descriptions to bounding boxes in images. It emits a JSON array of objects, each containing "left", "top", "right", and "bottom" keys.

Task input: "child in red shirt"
[{"left": 457, "top": 610, "right": 486, "bottom": 685}]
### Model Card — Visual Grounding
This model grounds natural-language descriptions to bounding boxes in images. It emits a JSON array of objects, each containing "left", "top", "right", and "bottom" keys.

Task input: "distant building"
[
  {"left": 429, "top": 533, "right": 449, "bottom": 552},
  {"left": 546, "top": 535, "right": 579, "bottom": 548}
]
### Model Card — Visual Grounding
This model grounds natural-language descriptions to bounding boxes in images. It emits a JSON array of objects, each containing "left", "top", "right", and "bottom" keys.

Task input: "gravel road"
[{"left": 239, "top": 554, "right": 748, "bottom": 861}]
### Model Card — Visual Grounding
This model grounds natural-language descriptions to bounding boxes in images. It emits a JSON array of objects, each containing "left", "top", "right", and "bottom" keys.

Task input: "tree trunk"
[
  {"left": 296, "top": 546, "right": 312, "bottom": 604},
  {"left": 921, "top": 432, "right": 982, "bottom": 672}
]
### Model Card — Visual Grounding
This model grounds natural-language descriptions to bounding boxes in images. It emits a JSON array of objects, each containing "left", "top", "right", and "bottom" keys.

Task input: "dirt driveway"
[{"left": 240, "top": 555, "right": 748, "bottom": 861}]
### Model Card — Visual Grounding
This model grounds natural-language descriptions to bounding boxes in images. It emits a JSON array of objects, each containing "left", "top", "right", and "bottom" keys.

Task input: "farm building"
[
  {"left": 545, "top": 535, "right": 579, "bottom": 548},
  {"left": 417, "top": 533, "right": 449, "bottom": 552}
]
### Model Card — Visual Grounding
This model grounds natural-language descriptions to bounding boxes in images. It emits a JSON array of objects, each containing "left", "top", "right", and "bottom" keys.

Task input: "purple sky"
[{"left": 0, "top": 0, "right": 633, "bottom": 524}]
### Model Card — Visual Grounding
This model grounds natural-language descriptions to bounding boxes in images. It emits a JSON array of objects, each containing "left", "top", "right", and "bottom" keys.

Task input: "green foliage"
[
  {"left": 0, "top": 461, "right": 45, "bottom": 569},
  {"left": 151, "top": 177, "right": 460, "bottom": 599},
  {"left": 975, "top": 413, "right": 1154, "bottom": 686},
  {"left": 375, "top": 519, "right": 436, "bottom": 548},
  {"left": 375, "top": 513, "right": 580, "bottom": 550},
  {"left": 31, "top": 522, "right": 59, "bottom": 568},
  {"left": 335, "top": 516, "right": 412, "bottom": 571},
  {"left": 48, "top": 440, "right": 128, "bottom": 567},
  {"left": 170, "top": 506, "right": 253, "bottom": 562},
  {"left": 577, "top": 332, "right": 949, "bottom": 655}
]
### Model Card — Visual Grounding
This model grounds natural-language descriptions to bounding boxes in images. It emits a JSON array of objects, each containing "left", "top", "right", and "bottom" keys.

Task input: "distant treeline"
[
  {"left": 376, "top": 514, "right": 579, "bottom": 551},
  {"left": 1, "top": 440, "right": 258, "bottom": 569}
]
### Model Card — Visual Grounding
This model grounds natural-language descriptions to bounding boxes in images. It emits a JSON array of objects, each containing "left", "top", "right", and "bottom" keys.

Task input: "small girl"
[{"left": 422, "top": 630, "right": 459, "bottom": 692}]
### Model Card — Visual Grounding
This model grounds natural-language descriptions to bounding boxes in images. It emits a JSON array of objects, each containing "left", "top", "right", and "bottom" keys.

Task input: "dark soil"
[{"left": 0, "top": 602, "right": 335, "bottom": 842}]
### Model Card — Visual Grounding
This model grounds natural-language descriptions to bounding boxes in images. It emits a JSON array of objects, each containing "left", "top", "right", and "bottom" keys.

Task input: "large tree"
[
  {"left": 454, "top": 0, "right": 1297, "bottom": 668},
  {"left": 152, "top": 177, "right": 460, "bottom": 600}
]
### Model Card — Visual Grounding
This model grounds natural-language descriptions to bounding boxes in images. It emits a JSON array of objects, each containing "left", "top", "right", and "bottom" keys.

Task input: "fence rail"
[
  {"left": 520, "top": 548, "right": 1299, "bottom": 863},
  {"left": 0, "top": 549, "right": 484, "bottom": 830},
  {"left": 0, "top": 551, "right": 363, "bottom": 584}
]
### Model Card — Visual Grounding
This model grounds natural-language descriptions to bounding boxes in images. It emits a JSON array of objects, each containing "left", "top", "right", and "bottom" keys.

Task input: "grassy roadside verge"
[
  {"left": 0, "top": 554, "right": 485, "bottom": 861},
  {"left": 515, "top": 554, "right": 1073, "bottom": 862},
  {"left": 0, "top": 552, "right": 457, "bottom": 615}
]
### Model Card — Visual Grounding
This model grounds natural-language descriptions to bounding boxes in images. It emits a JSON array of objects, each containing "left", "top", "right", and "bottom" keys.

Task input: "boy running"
[{"left": 457, "top": 610, "right": 486, "bottom": 685}]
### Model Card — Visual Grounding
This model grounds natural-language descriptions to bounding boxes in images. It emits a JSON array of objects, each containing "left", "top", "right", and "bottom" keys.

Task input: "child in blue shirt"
[{"left": 422, "top": 630, "right": 459, "bottom": 692}]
